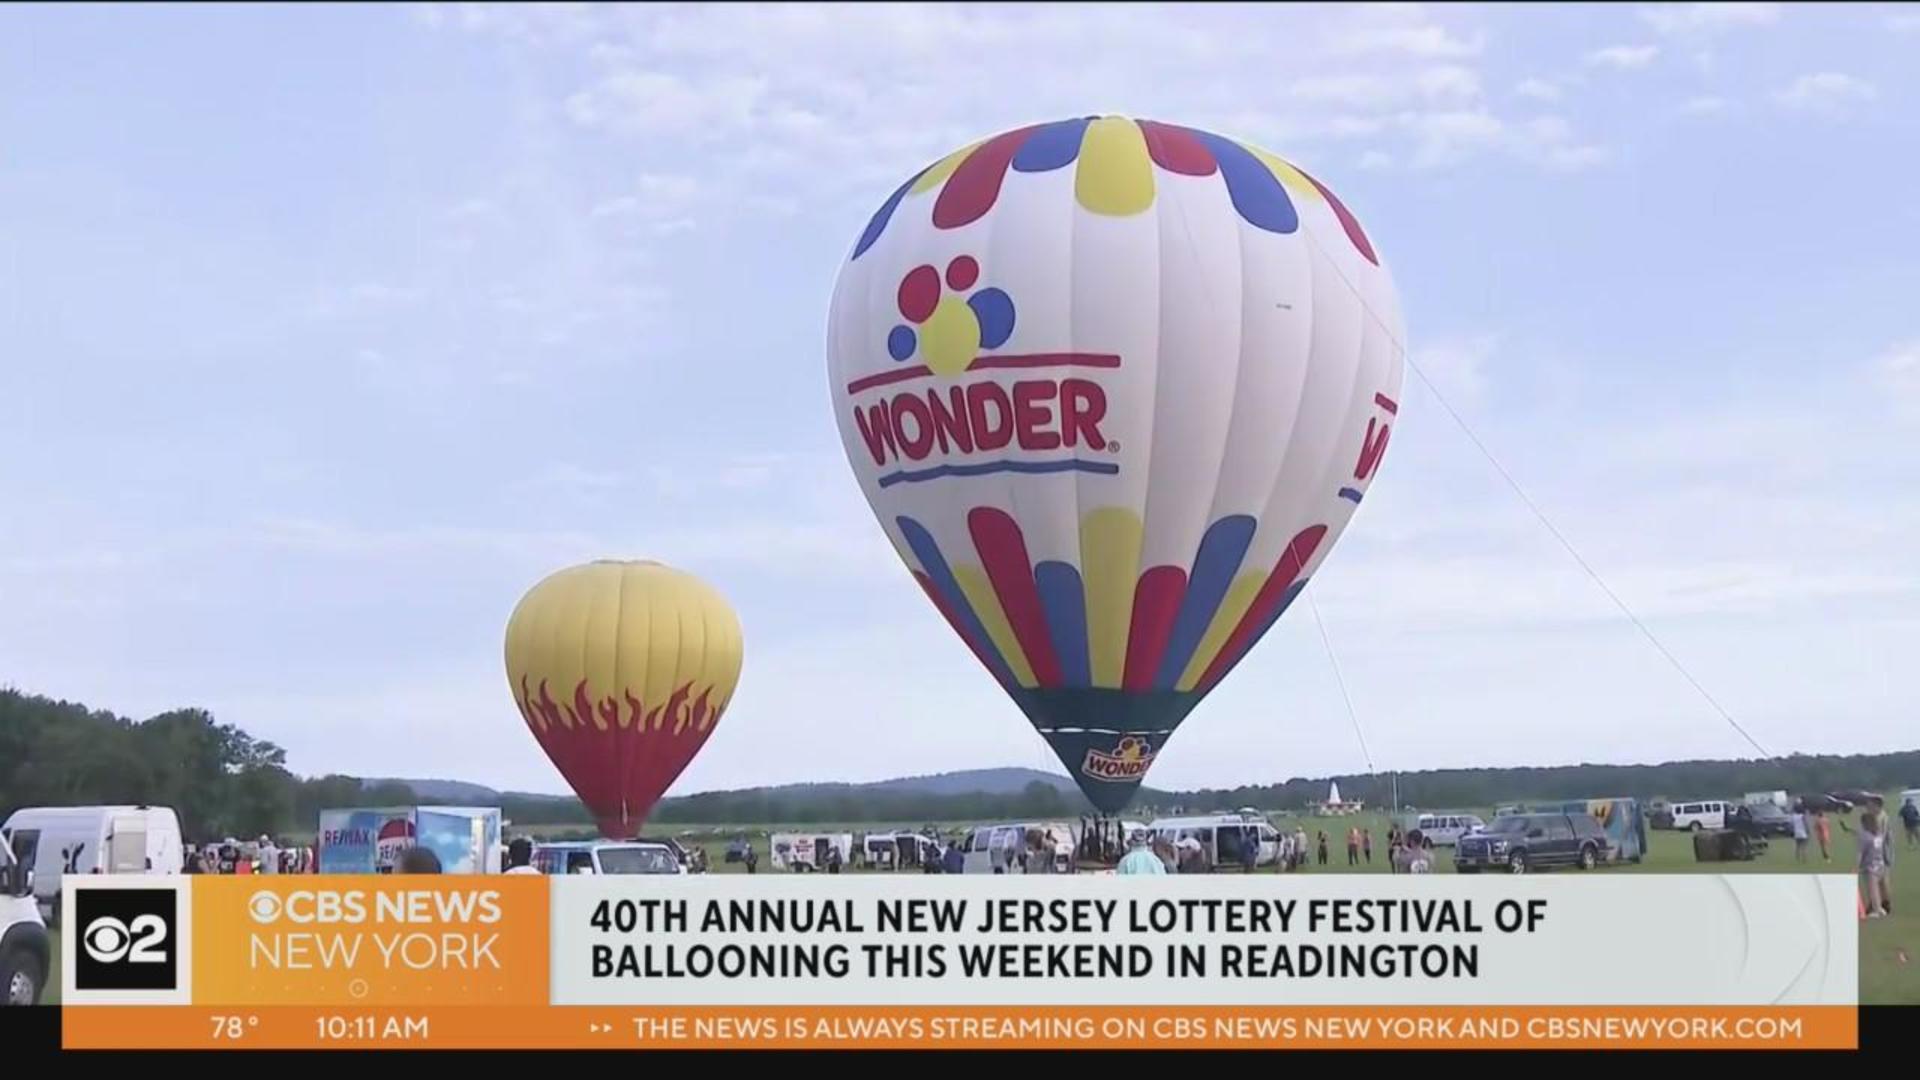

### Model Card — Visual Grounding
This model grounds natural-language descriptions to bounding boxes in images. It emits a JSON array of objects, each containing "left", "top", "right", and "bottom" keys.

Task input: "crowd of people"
[{"left": 183, "top": 835, "right": 314, "bottom": 875}]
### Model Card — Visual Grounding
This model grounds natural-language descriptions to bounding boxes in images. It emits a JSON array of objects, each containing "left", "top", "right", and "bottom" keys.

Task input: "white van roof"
[
  {"left": 5, "top": 805, "right": 178, "bottom": 823},
  {"left": 1147, "top": 815, "right": 1263, "bottom": 829}
]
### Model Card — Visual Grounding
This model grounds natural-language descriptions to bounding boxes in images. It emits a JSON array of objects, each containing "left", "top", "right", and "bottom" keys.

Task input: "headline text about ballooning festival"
[{"left": 585, "top": 897, "right": 1550, "bottom": 982}]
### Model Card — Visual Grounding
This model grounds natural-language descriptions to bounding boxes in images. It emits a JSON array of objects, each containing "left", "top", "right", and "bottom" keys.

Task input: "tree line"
[{"left": 4, "top": 688, "right": 1914, "bottom": 840}]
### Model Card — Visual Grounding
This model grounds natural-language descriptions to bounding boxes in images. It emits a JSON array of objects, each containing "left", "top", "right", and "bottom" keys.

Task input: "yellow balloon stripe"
[
  {"left": 1075, "top": 116, "right": 1155, "bottom": 217},
  {"left": 1080, "top": 507, "right": 1144, "bottom": 688},
  {"left": 1248, "top": 146, "right": 1321, "bottom": 202},
  {"left": 911, "top": 139, "right": 985, "bottom": 194},
  {"left": 1176, "top": 571, "right": 1264, "bottom": 691},
  {"left": 952, "top": 563, "right": 1038, "bottom": 688}
]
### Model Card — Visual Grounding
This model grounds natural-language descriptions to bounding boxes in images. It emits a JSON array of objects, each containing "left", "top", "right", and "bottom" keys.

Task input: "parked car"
[
  {"left": 1667, "top": 800, "right": 1732, "bottom": 832},
  {"left": 531, "top": 840, "right": 684, "bottom": 875},
  {"left": 1454, "top": 812, "right": 1609, "bottom": 874},
  {"left": 1739, "top": 802, "right": 1795, "bottom": 838},
  {"left": 1, "top": 834, "right": 48, "bottom": 1006},
  {"left": 1410, "top": 813, "right": 1486, "bottom": 847}
]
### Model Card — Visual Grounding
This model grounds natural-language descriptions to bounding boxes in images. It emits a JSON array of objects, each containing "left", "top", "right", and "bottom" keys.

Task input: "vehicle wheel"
[
  {"left": 1, "top": 948, "right": 44, "bottom": 1007},
  {"left": 1579, "top": 846, "right": 1597, "bottom": 871},
  {"left": 1688, "top": 822, "right": 1702, "bottom": 832},
  {"left": 1508, "top": 853, "right": 1528, "bottom": 875}
]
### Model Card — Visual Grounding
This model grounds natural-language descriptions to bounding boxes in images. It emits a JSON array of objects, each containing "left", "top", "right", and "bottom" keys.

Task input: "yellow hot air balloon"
[{"left": 504, "top": 560, "right": 743, "bottom": 837}]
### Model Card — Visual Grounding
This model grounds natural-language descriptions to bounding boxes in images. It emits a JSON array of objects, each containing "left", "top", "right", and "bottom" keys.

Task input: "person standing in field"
[
  {"left": 1901, "top": 799, "right": 1920, "bottom": 849},
  {"left": 1316, "top": 831, "right": 1329, "bottom": 867},
  {"left": 1394, "top": 830, "right": 1432, "bottom": 874},
  {"left": 1791, "top": 806, "right": 1809, "bottom": 863},
  {"left": 1118, "top": 830, "right": 1167, "bottom": 875},
  {"left": 503, "top": 837, "right": 540, "bottom": 875},
  {"left": 1859, "top": 812, "right": 1888, "bottom": 918},
  {"left": 1363, "top": 829, "right": 1373, "bottom": 865},
  {"left": 1815, "top": 809, "right": 1832, "bottom": 862},
  {"left": 1346, "top": 826, "right": 1360, "bottom": 866}
]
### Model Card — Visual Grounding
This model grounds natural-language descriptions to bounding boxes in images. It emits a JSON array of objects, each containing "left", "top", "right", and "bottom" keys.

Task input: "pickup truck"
[{"left": 1455, "top": 812, "right": 1609, "bottom": 874}]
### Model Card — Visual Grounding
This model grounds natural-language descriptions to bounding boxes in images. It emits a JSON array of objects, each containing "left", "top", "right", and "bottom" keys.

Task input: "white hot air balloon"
[{"left": 826, "top": 115, "right": 1405, "bottom": 813}]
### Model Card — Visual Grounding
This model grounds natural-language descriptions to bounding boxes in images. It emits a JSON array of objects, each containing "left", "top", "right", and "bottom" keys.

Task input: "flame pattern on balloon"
[
  {"left": 829, "top": 115, "right": 1404, "bottom": 814},
  {"left": 504, "top": 561, "right": 742, "bottom": 838}
]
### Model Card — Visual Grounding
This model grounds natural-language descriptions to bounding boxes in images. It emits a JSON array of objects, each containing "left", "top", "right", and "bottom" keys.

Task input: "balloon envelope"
[
  {"left": 826, "top": 115, "right": 1404, "bottom": 813},
  {"left": 504, "top": 560, "right": 743, "bottom": 837}
]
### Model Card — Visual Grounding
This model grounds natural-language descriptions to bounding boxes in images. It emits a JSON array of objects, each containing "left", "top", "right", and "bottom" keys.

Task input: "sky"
[{"left": 2, "top": 2, "right": 1916, "bottom": 796}]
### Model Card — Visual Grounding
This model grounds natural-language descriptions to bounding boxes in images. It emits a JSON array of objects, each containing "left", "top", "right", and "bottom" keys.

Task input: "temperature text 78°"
[{"left": 212, "top": 1015, "right": 260, "bottom": 1039}]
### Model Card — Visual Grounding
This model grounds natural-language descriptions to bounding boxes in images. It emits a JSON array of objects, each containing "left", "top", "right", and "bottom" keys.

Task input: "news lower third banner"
[{"left": 61, "top": 875, "right": 1858, "bottom": 1050}]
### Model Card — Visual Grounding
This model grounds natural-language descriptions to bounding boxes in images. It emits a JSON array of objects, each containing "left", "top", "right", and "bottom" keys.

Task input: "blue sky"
[{"left": 2, "top": 3, "right": 1916, "bottom": 795}]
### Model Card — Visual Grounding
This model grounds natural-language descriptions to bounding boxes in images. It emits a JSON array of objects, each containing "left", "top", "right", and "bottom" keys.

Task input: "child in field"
[{"left": 1791, "top": 806, "right": 1809, "bottom": 863}]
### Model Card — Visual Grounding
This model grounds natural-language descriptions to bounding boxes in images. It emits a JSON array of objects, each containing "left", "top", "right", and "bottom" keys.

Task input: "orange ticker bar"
[{"left": 63, "top": 1005, "right": 1857, "bottom": 1051}]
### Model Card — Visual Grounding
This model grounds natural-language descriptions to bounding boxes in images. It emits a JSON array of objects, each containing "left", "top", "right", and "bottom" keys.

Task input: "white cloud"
[
  {"left": 435, "top": 5, "right": 1602, "bottom": 180},
  {"left": 1586, "top": 44, "right": 1660, "bottom": 69},
  {"left": 565, "top": 70, "right": 767, "bottom": 137},
  {"left": 1400, "top": 109, "right": 1503, "bottom": 169},
  {"left": 445, "top": 198, "right": 500, "bottom": 221},
  {"left": 1358, "top": 149, "right": 1394, "bottom": 171},
  {"left": 1775, "top": 72, "right": 1877, "bottom": 114},
  {"left": 1415, "top": 64, "right": 1482, "bottom": 101},
  {"left": 1289, "top": 65, "right": 1479, "bottom": 109},
  {"left": 1289, "top": 73, "right": 1400, "bottom": 109},
  {"left": 1638, "top": 3, "right": 1782, "bottom": 35},
  {"left": 1411, "top": 335, "right": 1497, "bottom": 407},
  {"left": 1880, "top": 340, "right": 1920, "bottom": 421},
  {"left": 1680, "top": 95, "right": 1731, "bottom": 116},
  {"left": 1512, "top": 116, "right": 1609, "bottom": 172},
  {"left": 1890, "top": 13, "right": 1920, "bottom": 32},
  {"left": 1330, "top": 20, "right": 1484, "bottom": 59},
  {"left": 1514, "top": 78, "right": 1561, "bottom": 101}
]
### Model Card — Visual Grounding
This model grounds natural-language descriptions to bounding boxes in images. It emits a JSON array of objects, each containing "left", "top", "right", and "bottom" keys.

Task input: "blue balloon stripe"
[
  {"left": 877, "top": 458, "right": 1118, "bottom": 488},
  {"left": 897, "top": 515, "right": 1019, "bottom": 690},
  {"left": 1338, "top": 487, "right": 1363, "bottom": 504},
  {"left": 1012, "top": 117, "right": 1091, "bottom": 173},
  {"left": 1034, "top": 561, "right": 1092, "bottom": 688},
  {"left": 1153, "top": 515, "right": 1257, "bottom": 689},
  {"left": 1189, "top": 130, "right": 1298, "bottom": 234},
  {"left": 851, "top": 167, "right": 928, "bottom": 261}
]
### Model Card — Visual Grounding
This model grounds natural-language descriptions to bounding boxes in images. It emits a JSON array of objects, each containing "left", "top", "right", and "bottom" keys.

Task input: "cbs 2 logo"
[{"left": 83, "top": 913, "right": 170, "bottom": 964}]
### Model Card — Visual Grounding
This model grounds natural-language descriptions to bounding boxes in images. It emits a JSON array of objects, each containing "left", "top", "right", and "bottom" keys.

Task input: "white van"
[
  {"left": 1, "top": 834, "right": 49, "bottom": 1006},
  {"left": 1669, "top": 800, "right": 1731, "bottom": 831},
  {"left": 1, "top": 806, "right": 184, "bottom": 926},
  {"left": 1412, "top": 813, "right": 1486, "bottom": 847},
  {"left": 1146, "top": 816, "right": 1280, "bottom": 869},
  {"left": 960, "top": 822, "right": 1076, "bottom": 874},
  {"left": 1743, "top": 791, "right": 1789, "bottom": 810},
  {"left": 531, "top": 841, "right": 684, "bottom": 875},
  {"left": 769, "top": 833, "right": 854, "bottom": 872}
]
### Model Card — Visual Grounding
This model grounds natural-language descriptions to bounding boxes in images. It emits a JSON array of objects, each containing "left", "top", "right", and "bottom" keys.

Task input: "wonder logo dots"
[{"left": 886, "top": 255, "right": 1016, "bottom": 377}]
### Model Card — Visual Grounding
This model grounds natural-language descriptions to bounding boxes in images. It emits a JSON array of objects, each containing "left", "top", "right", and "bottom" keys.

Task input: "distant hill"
[
  {"left": 369, "top": 767, "right": 1079, "bottom": 804},
  {"left": 867, "top": 768, "right": 1079, "bottom": 797}
]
